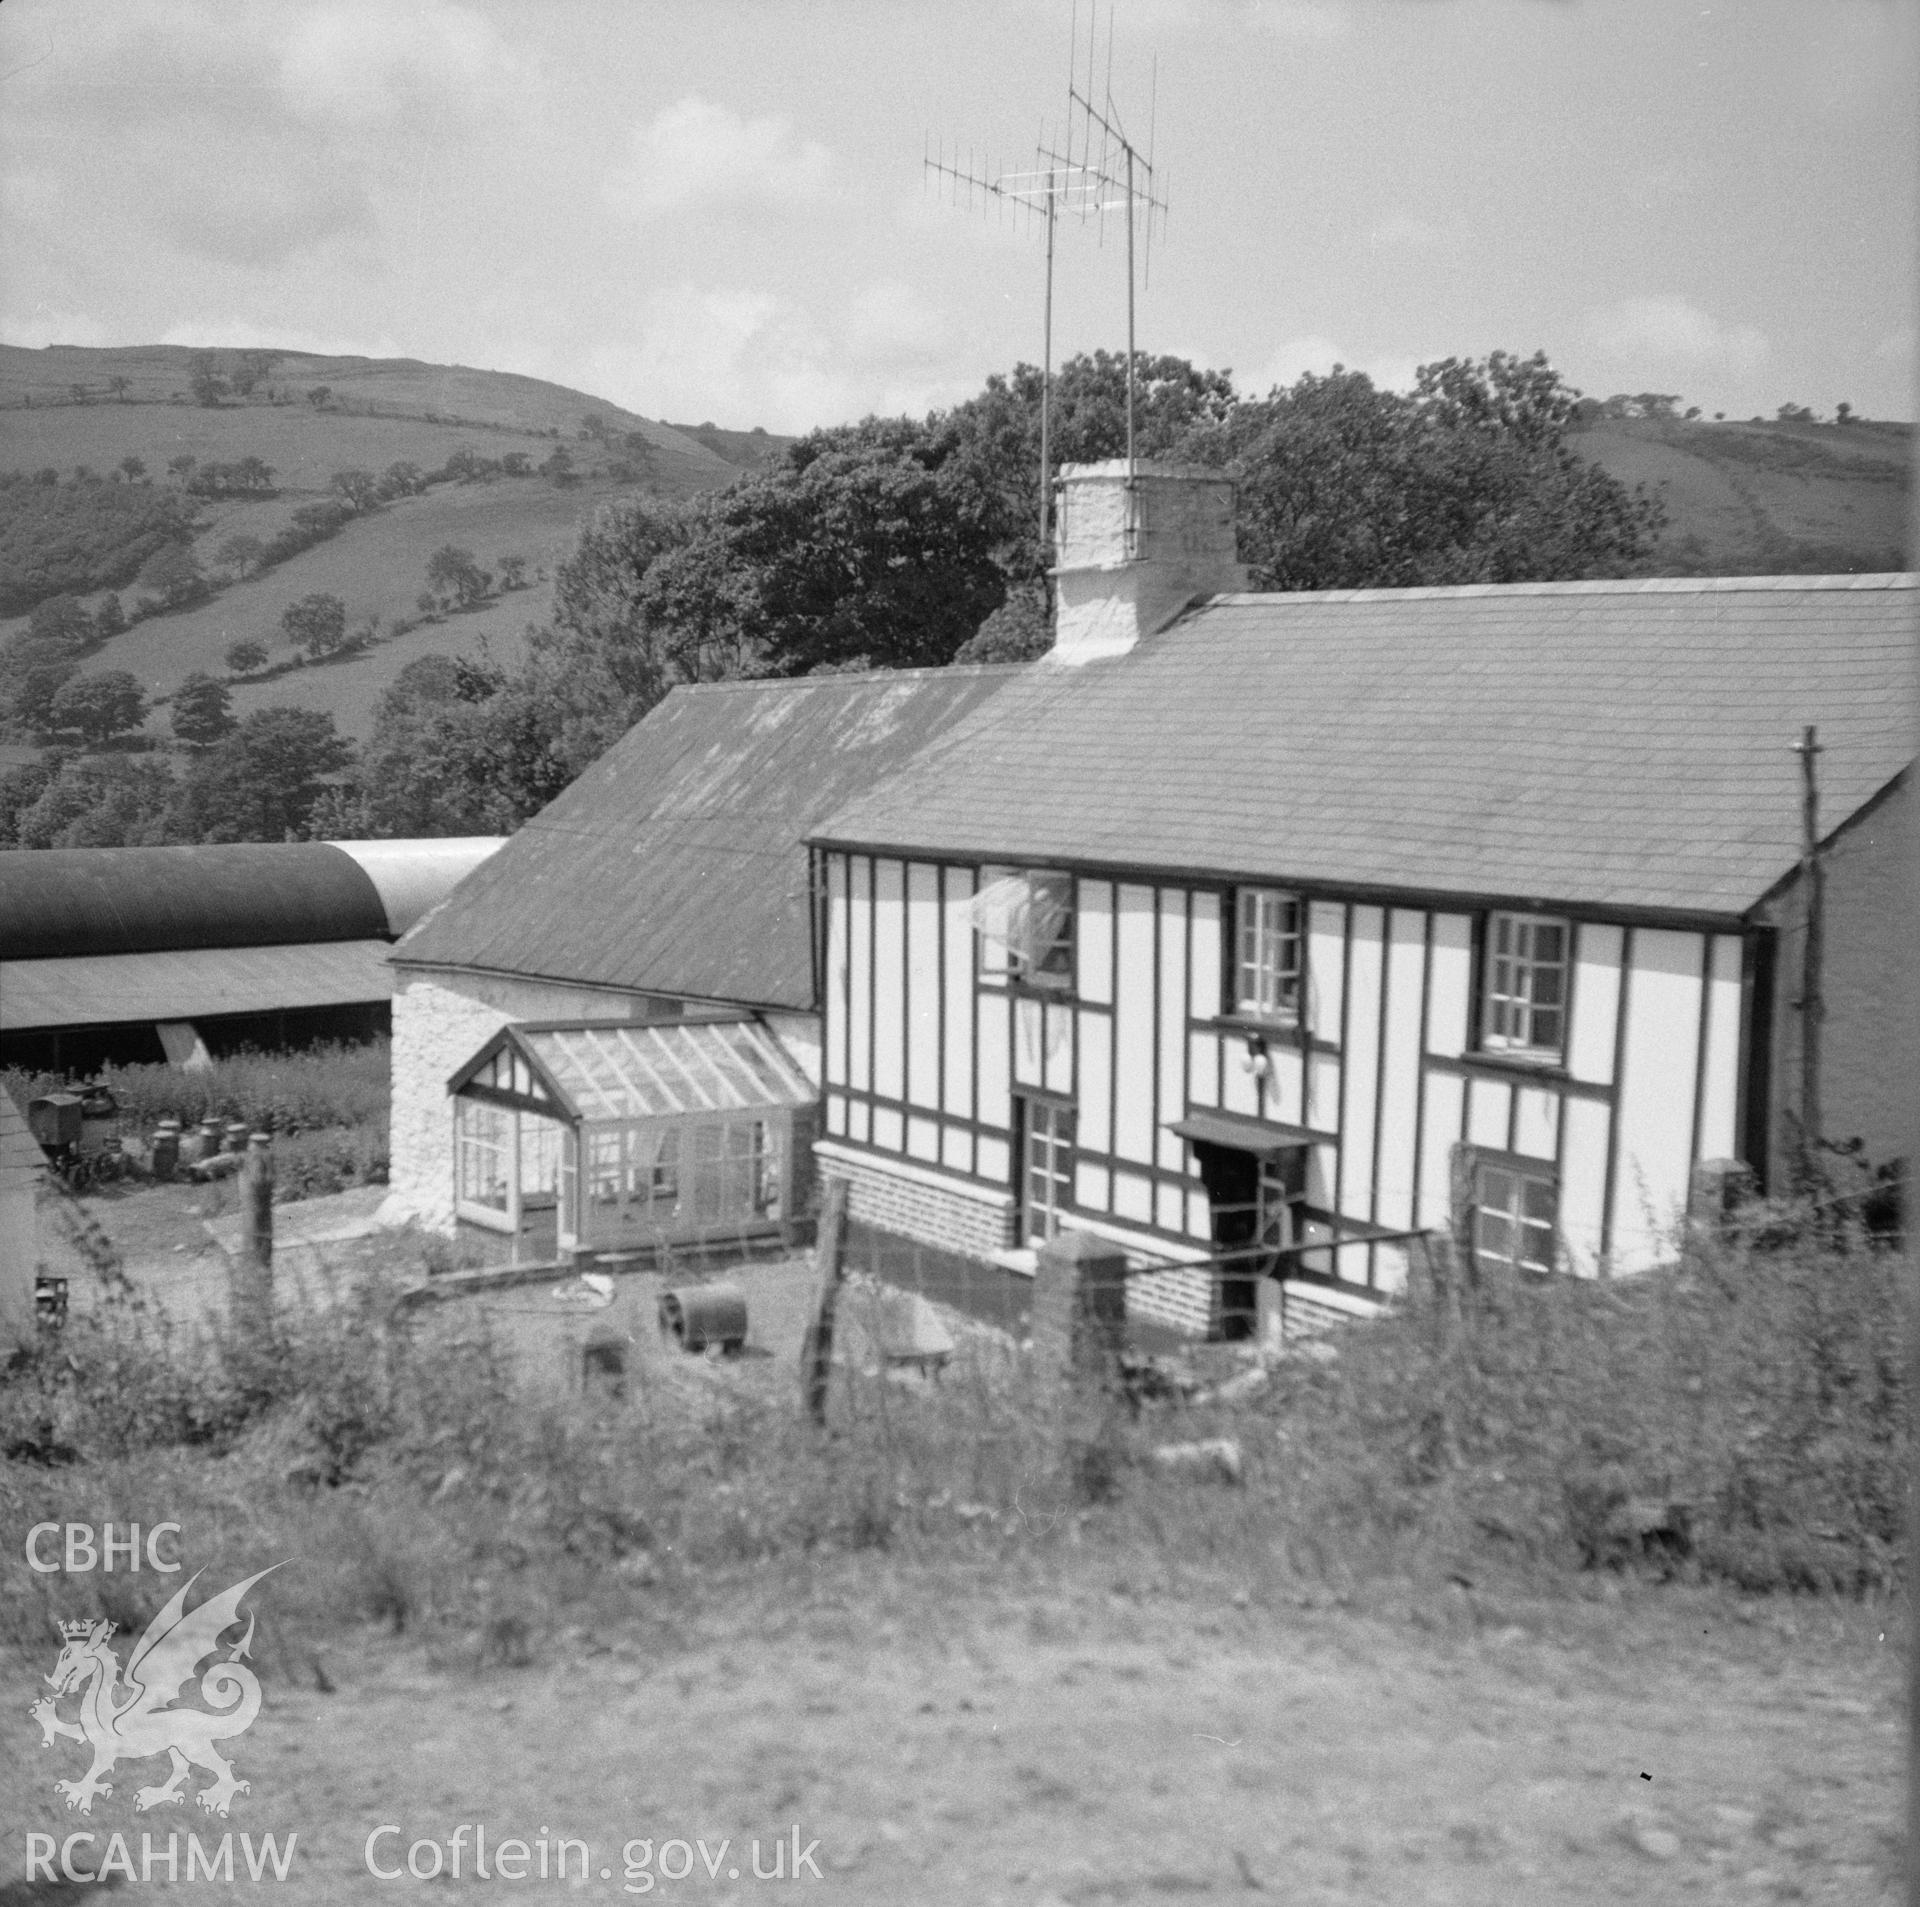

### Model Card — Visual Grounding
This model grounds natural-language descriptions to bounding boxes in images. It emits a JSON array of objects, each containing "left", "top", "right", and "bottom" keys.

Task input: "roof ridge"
[
  {"left": 1205, "top": 572, "right": 1916, "bottom": 606},
  {"left": 667, "top": 662, "right": 1029, "bottom": 699}
]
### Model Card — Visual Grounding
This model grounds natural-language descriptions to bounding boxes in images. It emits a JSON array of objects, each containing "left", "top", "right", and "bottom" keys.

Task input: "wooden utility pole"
[
  {"left": 1792, "top": 725, "right": 1825, "bottom": 1178},
  {"left": 800, "top": 1176, "right": 849, "bottom": 1424}
]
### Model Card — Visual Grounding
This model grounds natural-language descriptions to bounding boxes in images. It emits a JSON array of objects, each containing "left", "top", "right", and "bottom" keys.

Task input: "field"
[
  {"left": 0, "top": 343, "right": 760, "bottom": 748},
  {"left": 1573, "top": 416, "right": 1910, "bottom": 574}
]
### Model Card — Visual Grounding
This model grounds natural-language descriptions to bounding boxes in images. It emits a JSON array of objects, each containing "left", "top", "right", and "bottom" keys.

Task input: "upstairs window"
[
  {"left": 1233, "top": 888, "right": 1302, "bottom": 1022},
  {"left": 1483, "top": 913, "right": 1567, "bottom": 1058},
  {"left": 972, "top": 870, "right": 1074, "bottom": 990}
]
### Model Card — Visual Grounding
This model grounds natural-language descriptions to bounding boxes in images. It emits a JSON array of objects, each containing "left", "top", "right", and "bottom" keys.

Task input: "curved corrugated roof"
[
  {"left": 327, "top": 838, "right": 505, "bottom": 936},
  {"left": 0, "top": 844, "right": 389, "bottom": 960}
]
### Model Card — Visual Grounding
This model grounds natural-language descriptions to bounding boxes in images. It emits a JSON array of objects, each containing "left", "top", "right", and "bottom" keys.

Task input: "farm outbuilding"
[
  {"left": 446, "top": 1018, "right": 816, "bottom": 1262},
  {"left": 383, "top": 668, "right": 1010, "bottom": 1257},
  {"left": 0, "top": 837, "right": 501, "bottom": 1071}
]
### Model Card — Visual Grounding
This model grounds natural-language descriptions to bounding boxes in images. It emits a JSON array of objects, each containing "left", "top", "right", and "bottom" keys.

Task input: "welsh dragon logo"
[{"left": 30, "top": 1565, "right": 281, "bottom": 1817}]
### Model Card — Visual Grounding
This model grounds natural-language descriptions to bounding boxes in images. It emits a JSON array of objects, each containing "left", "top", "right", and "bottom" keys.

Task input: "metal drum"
[{"left": 657, "top": 1282, "right": 748, "bottom": 1354}]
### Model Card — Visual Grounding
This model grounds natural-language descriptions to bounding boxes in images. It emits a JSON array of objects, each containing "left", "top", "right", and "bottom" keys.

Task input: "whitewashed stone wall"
[{"left": 384, "top": 970, "right": 642, "bottom": 1234}]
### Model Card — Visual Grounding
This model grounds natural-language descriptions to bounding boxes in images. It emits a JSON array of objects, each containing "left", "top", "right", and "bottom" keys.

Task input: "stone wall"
[
  {"left": 386, "top": 969, "right": 645, "bottom": 1234},
  {"left": 816, "top": 1141, "right": 1015, "bottom": 1260}
]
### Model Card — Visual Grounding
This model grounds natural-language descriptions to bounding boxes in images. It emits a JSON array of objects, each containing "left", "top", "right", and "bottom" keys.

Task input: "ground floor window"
[
  {"left": 1019, "top": 1097, "right": 1075, "bottom": 1246},
  {"left": 455, "top": 1099, "right": 511, "bottom": 1214},
  {"left": 1472, "top": 1157, "right": 1557, "bottom": 1275}
]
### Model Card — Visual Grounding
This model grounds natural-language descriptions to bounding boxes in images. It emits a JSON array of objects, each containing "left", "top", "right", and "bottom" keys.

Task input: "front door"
[{"left": 1192, "top": 1142, "right": 1303, "bottom": 1339}]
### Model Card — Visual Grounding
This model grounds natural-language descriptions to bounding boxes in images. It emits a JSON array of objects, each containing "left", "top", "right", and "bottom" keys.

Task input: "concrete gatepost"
[
  {"left": 1031, "top": 1230, "right": 1129, "bottom": 1392},
  {"left": 230, "top": 1133, "right": 275, "bottom": 1352}
]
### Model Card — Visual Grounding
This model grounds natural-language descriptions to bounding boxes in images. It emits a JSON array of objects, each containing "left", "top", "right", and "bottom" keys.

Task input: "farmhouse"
[
  {"left": 0, "top": 837, "right": 500, "bottom": 1074},
  {"left": 806, "top": 461, "right": 1914, "bottom": 1339},
  {"left": 383, "top": 668, "right": 1008, "bottom": 1264}
]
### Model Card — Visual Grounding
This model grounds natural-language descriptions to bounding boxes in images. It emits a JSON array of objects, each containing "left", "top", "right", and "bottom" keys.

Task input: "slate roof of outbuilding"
[
  {"left": 812, "top": 575, "right": 1916, "bottom": 921},
  {"left": 392, "top": 668, "right": 1016, "bottom": 1008}
]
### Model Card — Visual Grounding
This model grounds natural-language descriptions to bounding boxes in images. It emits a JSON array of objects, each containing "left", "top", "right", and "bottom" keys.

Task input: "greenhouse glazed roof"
[{"left": 447, "top": 1019, "right": 815, "bottom": 1125}]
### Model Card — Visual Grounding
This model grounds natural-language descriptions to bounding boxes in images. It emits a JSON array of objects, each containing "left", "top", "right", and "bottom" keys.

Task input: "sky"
[{"left": 0, "top": 0, "right": 1913, "bottom": 434}]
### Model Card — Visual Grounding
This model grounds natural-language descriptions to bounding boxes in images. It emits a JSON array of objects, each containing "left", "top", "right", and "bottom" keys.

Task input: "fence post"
[
  {"left": 230, "top": 1132, "right": 274, "bottom": 1348},
  {"left": 800, "top": 1176, "right": 849, "bottom": 1424}
]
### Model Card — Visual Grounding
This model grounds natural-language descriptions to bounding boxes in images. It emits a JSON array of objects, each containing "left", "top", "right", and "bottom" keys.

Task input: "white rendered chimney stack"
[{"left": 1048, "top": 460, "right": 1247, "bottom": 666}]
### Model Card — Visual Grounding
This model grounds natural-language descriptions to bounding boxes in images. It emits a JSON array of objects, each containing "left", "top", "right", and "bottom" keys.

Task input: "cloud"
[
  {"left": 276, "top": 0, "right": 524, "bottom": 126},
  {"left": 0, "top": 308, "right": 111, "bottom": 350},
  {"left": 1580, "top": 296, "right": 1769, "bottom": 379},
  {"left": 1250, "top": 0, "right": 1351, "bottom": 43},
  {"left": 584, "top": 279, "right": 965, "bottom": 434},
  {"left": 604, "top": 97, "right": 833, "bottom": 221},
  {"left": 1365, "top": 213, "right": 1453, "bottom": 252}
]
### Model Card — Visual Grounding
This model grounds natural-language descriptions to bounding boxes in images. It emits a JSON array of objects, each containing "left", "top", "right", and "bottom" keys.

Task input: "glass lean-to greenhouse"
[{"left": 447, "top": 1019, "right": 816, "bottom": 1262}]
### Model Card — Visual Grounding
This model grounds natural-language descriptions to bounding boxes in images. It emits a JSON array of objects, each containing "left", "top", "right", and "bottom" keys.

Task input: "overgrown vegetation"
[
  {"left": 1, "top": 1040, "right": 388, "bottom": 1200},
  {"left": 0, "top": 1213, "right": 1900, "bottom": 1660},
  {"left": 0, "top": 470, "right": 194, "bottom": 614}
]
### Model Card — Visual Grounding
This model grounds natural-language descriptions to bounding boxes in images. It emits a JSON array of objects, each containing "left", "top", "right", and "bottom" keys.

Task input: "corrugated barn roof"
[
  {"left": 394, "top": 668, "right": 1015, "bottom": 1009},
  {"left": 813, "top": 575, "right": 1917, "bottom": 921},
  {"left": 0, "top": 843, "right": 391, "bottom": 961}
]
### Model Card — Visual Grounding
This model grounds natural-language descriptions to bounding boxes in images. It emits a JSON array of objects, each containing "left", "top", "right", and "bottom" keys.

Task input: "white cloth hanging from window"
[{"left": 968, "top": 872, "right": 1071, "bottom": 973}]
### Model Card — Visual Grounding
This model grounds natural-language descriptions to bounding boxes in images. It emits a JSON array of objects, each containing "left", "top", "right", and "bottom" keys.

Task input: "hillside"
[
  {"left": 1572, "top": 413, "right": 1909, "bottom": 575},
  {"left": 0, "top": 343, "right": 759, "bottom": 743}
]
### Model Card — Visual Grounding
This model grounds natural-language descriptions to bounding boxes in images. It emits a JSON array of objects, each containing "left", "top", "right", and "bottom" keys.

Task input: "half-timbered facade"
[{"left": 808, "top": 461, "right": 1914, "bottom": 1338}]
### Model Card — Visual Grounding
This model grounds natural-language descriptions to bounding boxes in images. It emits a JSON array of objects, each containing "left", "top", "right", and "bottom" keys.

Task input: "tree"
[
  {"left": 306, "top": 386, "right": 332, "bottom": 410},
  {"left": 224, "top": 637, "right": 269, "bottom": 676},
  {"left": 541, "top": 445, "right": 577, "bottom": 487},
  {"left": 330, "top": 468, "right": 383, "bottom": 513},
  {"left": 634, "top": 419, "right": 1007, "bottom": 676},
  {"left": 166, "top": 454, "right": 197, "bottom": 485},
  {"left": 93, "top": 594, "right": 126, "bottom": 641},
  {"left": 501, "top": 452, "right": 533, "bottom": 477},
  {"left": 381, "top": 460, "right": 426, "bottom": 498},
  {"left": 136, "top": 542, "right": 210, "bottom": 612},
  {"left": 230, "top": 351, "right": 275, "bottom": 398},
  {"left": 426, "top": 545, "right": 490, "bottom": 609},
  {"left": 118, "top": 457, "right": 147, "bottom": 484},
  {"left": 280, "top": 592, "right": 348, "bottom": 658},
  {"left": 7, "top": 754, "right": 175, "bottom": 849},
  {"left": 169, "top": 707, "right": 353, "bottom": 842},
  {"left": 28, "top": 594, "right": 93, "bottom": 652},
  {"left": 215, "top": 534, "right": 267, "bottom": 580},
  {"left": 170, "top": 671, "right": 235, "bottom": 747},
  {"left": 69, "top": 384, "right": 90, "bottom": 406},
  {"left": 188, "top": 352, "right": 228, "bottom": 408},
  {"left": 50, "top": 670, "right": 146, "bottom": 746},
  {"left": 108, "top": 375, "right": 131, "bottom": 401},
  {"left": 497, "top": 553, "right": 528, "bottom": 590},
  {"left": 10, "top": 660, "right": 78, "bottom": 737}
]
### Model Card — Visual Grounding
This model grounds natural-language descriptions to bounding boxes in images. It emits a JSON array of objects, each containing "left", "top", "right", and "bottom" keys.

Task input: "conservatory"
[{"left": 447, "top": 1018, "right": 816, "bottom": 1264}]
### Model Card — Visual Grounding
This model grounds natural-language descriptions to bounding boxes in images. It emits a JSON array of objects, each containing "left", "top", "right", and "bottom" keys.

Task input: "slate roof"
[
  {"left": 812, "top": 575, "right": 1916, "bottom": 921},
  {"left": 393, "top": 668, "right": 1015, "bottom": 1008}
]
